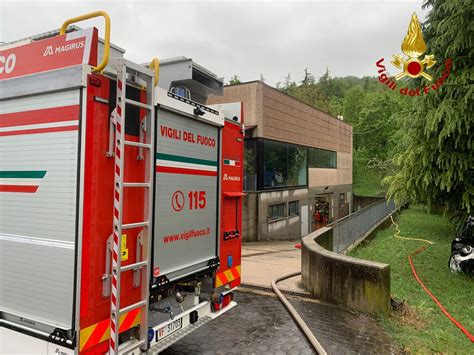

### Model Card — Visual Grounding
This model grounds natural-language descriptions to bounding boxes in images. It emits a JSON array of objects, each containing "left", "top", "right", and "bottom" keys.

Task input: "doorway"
[{"left": 312, "top": 194, "right": 332, "bottom": 231}]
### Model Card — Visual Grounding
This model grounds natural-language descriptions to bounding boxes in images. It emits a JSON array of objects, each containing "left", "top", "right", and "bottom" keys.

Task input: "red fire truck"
[{"left": 0, "top": 11, "right": 243, "bottom": 354}]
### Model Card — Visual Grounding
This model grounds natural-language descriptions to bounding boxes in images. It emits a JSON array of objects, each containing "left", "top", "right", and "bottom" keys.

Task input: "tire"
[
  {"left": 449, "top": 252, "right": 462, "bottom": 273},
  {"left": 451, "top": 242, "right": 464, "bottom": 253}
]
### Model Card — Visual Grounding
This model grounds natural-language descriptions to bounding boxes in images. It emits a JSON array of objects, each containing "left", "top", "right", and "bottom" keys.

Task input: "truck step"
[
  {"left": 119, "top": 300, "right": 147, "bottom": 315},
  {"left": 118, "top": 339, "right": 146, "bottom": 355},
  {"left": 122, "top": 221, "right": 149, "bottom": 229},
  {"left": 120, "top": 260, "right": 148, "bottom": 272},
  {"left": 125, "top": 98, "right": 153, "bottom": 111},
  {"left": 123, "top": 182, "right": 150, "bottom": 188},
  {"left": 124, "top": 140, "right": 151, "bottom": 149}
]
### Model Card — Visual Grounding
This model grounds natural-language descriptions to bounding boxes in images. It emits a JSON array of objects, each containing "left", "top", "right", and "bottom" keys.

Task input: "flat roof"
[
  {"left": 1, "top": 25, "right": 125, "bottom": 53},
  {"left": 224, "top": 80, "right": 352, "bottom": 128}
]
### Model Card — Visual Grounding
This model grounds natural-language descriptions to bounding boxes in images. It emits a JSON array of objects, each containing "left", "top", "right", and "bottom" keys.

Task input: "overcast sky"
[{"left": 0, "top": 0, "right": 428, "bottom": 85}]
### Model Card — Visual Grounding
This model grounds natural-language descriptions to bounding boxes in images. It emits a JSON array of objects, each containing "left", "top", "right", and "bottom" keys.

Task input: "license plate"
[{"left": 156, "top": 318, "right": 183, "bottom": 341}]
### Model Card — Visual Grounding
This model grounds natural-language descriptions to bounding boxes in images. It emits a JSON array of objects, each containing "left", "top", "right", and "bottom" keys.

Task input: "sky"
[{"left": 0, "top": 0, "right": 428, "bottom": 86}]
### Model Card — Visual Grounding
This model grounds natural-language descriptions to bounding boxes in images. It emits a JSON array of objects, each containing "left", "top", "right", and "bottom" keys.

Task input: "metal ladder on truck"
[{"left": 109, "top": 58, "right": 156, "bottom": 355}]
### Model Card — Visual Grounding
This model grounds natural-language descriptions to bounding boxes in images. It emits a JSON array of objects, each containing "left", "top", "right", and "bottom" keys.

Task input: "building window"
[
  {"left": 261, "top": 139, "right": 307, "bottom": 189},
  {"left": 289, "top": 201, "right": 300, "bottom": 216},
  {"left": 244, "top": 139, "right": 257, "bottom": 191},
  {"left": 268, "top": 203, "right": 286, "bottom": 220},
  {"left": 308, "top": 148, "right": 337, "bottom": 168},
  {"left": 288, "top": 145, "right": 307, "bottom": 186}
]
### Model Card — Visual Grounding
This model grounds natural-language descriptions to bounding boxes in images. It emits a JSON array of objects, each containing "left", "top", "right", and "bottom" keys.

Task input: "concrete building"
[{"left": 208, "top": 81, "right": 352, "bottom": 242}]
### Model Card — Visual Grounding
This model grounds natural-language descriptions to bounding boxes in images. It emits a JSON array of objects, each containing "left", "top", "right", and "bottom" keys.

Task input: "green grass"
[
  {"left": 353, "top": 157, "right": 385, "bottom": 197},
  {"left": 349, "top": 206, "right": 474, "bottom": 354}
]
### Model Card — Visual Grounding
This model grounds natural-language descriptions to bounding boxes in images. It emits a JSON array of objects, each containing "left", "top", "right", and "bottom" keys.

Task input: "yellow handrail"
[
  {"left": 149, "top": 57, "right": 160, "bottom": 87},
  {"left": 60, "top": 10, "right": 111, "bottom": 73}
]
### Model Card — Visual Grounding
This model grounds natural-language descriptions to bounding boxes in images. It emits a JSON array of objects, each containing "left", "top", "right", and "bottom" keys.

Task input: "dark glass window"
[
  {"left": 261, "top": 140, "right": 307, "bottom": 189},
  {"left": 268, "top": 203, "right": 286, "bottom": 220},
  {"left": 289, "top": 201, "right": 300, "bottom": 216},
  {"left": 308, "top": 148, "right": 337, "bottom": 168},
  {"left": 263, "top": 140, "right": 287, "bottom": 188},
  {"left": 288, "top": 145, "right": 307, "bottom": 186}
]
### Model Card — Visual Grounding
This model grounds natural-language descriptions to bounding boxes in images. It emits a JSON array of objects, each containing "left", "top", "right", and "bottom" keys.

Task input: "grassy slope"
[
  {"left": 352, "top": 156, "right": 385, "bottom": 197},
  {"left": 349, "top": 206, "right": 473, "bottom": 353}
]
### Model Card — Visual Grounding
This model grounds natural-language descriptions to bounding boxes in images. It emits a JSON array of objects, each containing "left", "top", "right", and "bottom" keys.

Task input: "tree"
[
  {"left": 301, "top": 68, "right": 315, "bottom": 86},
  {"left": 385, "top": 0, "right": 474, "bottom": 222},
  {"left": 282, "top": 83, "right": 331, "bottom": 113},
  {"left": 319, "top": 67, "right": 330, "bottom": 85},
  {"left": 342, "top": 86, "right": 366, "bottom": 126},
  {"left": 283, "top": 72, "right": 296, "bottom": 89},
  {"left": 356, "top": 92, "right": 407, "bottom": 157},
  {"left": 228, "top": 75, "right": 241, "bottom": 85}
]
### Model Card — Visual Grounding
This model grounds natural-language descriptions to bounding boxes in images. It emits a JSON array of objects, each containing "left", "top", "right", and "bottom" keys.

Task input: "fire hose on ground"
[
  {"left": 272, "top": 272, "right": 327, "bottom": 355},
  {"left": 272, "top": 213, "right": 474, "bottom": 355},
  {"left": 390, "top": 214, "right": 474, "bottom": 343}
]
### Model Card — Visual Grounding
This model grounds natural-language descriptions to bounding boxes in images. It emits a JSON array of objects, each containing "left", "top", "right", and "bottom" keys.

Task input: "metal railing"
[
  {"left": 331, "top": 199, "right": 396, "bottom": 253},
  {"left": 59, "top": 11, "right": 111, "bottom": 73}
]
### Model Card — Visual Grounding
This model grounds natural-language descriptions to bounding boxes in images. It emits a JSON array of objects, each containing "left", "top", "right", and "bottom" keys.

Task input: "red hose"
[{"left": 408, "top": 246, "right": 474, "bottom": 343}]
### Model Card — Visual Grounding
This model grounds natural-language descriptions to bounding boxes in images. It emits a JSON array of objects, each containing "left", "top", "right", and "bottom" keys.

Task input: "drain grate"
[{"left": 240, "top": 283, "right": 318, "bottom": 300}]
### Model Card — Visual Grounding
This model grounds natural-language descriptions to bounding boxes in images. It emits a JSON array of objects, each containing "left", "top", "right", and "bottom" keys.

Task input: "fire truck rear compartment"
[
  {"left": 0, "top": 17, "right": 243, "bottom": 353},
  {"left": 0, "top": 88, "right": 82, "bottom": 337},
  {"left": 151, "top": 108, "right": 220, "bottom": 288}
]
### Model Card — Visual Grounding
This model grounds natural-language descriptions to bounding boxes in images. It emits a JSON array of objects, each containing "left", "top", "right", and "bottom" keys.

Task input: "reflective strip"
[
  {"left": 0, "top": 105, "right": 79, "bottom": 128},
  {"left": 156, "top": 166, "right": 218, "bottom": 177},
  {"left": 215, "top": 265, "right": 241, "bottom": 288},
  {"left": 0, "top": 171, "right": 47, "bottom": 193},
  {"left": 0, "top": 178, "right": 43, "bottom": 185},
  {"left": 79, "top": 309, "right": 141, "bottom": 351},
  {"left": 0, "top": 103, "right": 80, "bottom": 137},
  {"left": 0, "top": 91, "right": 80, "bottom": 115},
  {"left": 0, "top": 124, "right": 78, "bottom": 137},
  {"left": 0, "top": 120, "right": 78, "bottom": 132},
  {"left": 0, "top": 171, "right": 46, "bottom": 179},
  {"left": 0, "top": 185, "right": 38, "bottom": 193},
  {"left": 156, "top": 159, "right": 217, "bottom": 172},
  {"left": 0, "top": 232, "right": 74, "bottom": 249},
  {"left": 156, "top": 153, "right": 218, "bottom": 176},
  {"left": 156, "top": 153, "right": 217, "bottom": 167}
]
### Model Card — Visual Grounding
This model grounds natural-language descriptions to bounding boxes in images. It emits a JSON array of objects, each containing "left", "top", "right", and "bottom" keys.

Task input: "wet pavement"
[
  {"left": 161, "top": 289, "right": 400, "bottom": 355},
  {"left": 241, "top": 241, "right": 307, "bottom": 294}
]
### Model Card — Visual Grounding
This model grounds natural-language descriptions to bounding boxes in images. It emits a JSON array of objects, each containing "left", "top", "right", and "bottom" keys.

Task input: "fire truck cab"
[{"left": 0, "top": 11, "right": 243, "bottom": 354}]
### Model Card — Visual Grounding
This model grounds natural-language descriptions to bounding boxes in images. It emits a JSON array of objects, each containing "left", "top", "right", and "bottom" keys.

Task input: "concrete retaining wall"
[{"left": 301, "top": 227, "right": 390, "bottom": 315}]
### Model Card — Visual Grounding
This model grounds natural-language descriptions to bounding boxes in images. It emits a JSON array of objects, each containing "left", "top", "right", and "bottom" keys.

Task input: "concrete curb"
[{"left": 301, "top": 227, "right": 390, "bottom": 316}]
